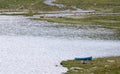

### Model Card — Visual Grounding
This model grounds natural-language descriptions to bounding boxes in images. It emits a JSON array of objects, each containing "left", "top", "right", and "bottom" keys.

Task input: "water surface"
[
  {"left": 44, "top": 0, "right": 64, "bottom": 8},
  {"left": 0, "top": 15, "right": 120, "bottom": 74}
]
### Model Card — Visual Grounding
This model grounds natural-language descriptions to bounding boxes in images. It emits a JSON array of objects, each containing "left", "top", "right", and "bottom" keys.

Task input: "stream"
[{"left": 44, "top": 0, "right": 64, "bottom": 8}]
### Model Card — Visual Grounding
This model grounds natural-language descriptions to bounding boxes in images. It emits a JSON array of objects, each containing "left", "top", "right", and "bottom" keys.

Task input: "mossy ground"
[
  {"left": 0, "top": 0, "right": 60, "bottom": 11},
  {"left": 55, "top": 0, "right": 120, "bottom": 12},
  {"left": 0, "top": 0, "right": 120, "bottom": 12},
  {"left": 34, "top": 14, "right": 120, "bottom": 30},
  {"left": 61, "top": 56, "right": 120, "bottom": 74}
]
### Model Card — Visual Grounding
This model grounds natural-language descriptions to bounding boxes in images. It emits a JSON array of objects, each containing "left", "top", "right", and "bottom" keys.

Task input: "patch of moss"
[
  {"left": 61, "top": 56, "right": 120, "bottom": 74},
  {"left": 55, "top": 0, "right": 120, "bottom": 12},
  {"left": 34, "top": 14, "right": 120, "bottom": 29},
  {"left": 0, "top": 0, "right": 60, "bottom": 11}
]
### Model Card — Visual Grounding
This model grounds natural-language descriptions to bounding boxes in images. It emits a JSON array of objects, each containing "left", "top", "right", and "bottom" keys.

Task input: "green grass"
[
  {"left": 55, "top": 0, "right": 120, "bottom": 12},
  {"left": 0, "top": 0, "right": 120, "bottom": 12},
  {"left": 34, "top": 17, "right": 90, "bottom": 24},
  {"left": 61, "top": 56, "right": 120, "bottom": 74},
  {"left": 34, "top": 14, "right": 120, "bottom": 30},
  {"left": 1, "top": 11, "right": 41, "bottom": 16},
  {"left": 0, "top": 0, "right": 60, "bottom": 11}
]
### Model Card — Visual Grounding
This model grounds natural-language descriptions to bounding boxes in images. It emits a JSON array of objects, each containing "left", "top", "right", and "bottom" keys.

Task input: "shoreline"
[
  {"left": 61, "top": 56, "right": 120, "bottom": 74},
  {"left": 0, "top": 14, "right": 120, "bottom": 74}
]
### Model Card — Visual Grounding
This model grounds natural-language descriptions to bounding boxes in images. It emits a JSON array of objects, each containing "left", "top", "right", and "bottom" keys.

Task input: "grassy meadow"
[
  {"left": 61, "top": 56, "right": 120, "bottom": 74},
  {"left": 0, "top": 0, "right": 119, "bottom": 12},
  {"left": 55, "top": 0, "right": 120, "bottom": 12},
  {"left": 0, "top": 0, "right": 60, "bottom": 11},
  {"left": 34, "top": 14, "right": 120, "bottom": 30}
]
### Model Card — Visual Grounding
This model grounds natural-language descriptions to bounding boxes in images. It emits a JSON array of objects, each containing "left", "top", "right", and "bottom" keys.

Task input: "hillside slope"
[
  {"left": 55, "top": 0, "right": 120, "bottom": 12},
  {"left": 0, "top": 0, "right": 60, "bottom": 11},
  {"left": 0, "top": 0, "right": 119, "bottom": 12}
]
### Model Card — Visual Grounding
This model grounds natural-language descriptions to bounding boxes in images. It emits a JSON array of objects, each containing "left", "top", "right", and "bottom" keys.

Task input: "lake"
[{"left": 0, "top": 15, "right": 120, "bottom": 74}]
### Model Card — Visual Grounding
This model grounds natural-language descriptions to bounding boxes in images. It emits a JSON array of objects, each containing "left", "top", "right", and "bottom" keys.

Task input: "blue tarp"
[{"left": 74, "top": 56, "right": 92, "bottom": 61}]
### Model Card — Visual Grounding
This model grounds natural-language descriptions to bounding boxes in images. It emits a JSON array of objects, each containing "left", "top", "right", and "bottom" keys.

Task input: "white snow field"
[{"left": 0, "top": 15, "right": 120, "bottom": 74}]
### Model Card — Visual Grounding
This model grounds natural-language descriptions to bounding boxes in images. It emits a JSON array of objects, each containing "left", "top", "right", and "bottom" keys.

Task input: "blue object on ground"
[{"left": 74, "top": 56, "right": 92, "bottom": 61}]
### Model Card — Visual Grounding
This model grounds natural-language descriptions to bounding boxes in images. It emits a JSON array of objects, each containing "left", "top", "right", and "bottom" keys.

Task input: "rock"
[
  {"left": 92, "top": 66, "right": 97, "bottom": 69},
  {"left": 107, "top": 60, "right": 115, "bottom": 63},
  {"left": 70, "top": 67, "right": 84, "bottom": 70},
  {"left": 70, "top": 67, "right": 84, "bottom": 72},
  {"left": 105, "top": 65, "right": 109, "bottom": 67},
  {"left": 55, "top": 65, "right": 58, "bottom": 67}
]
